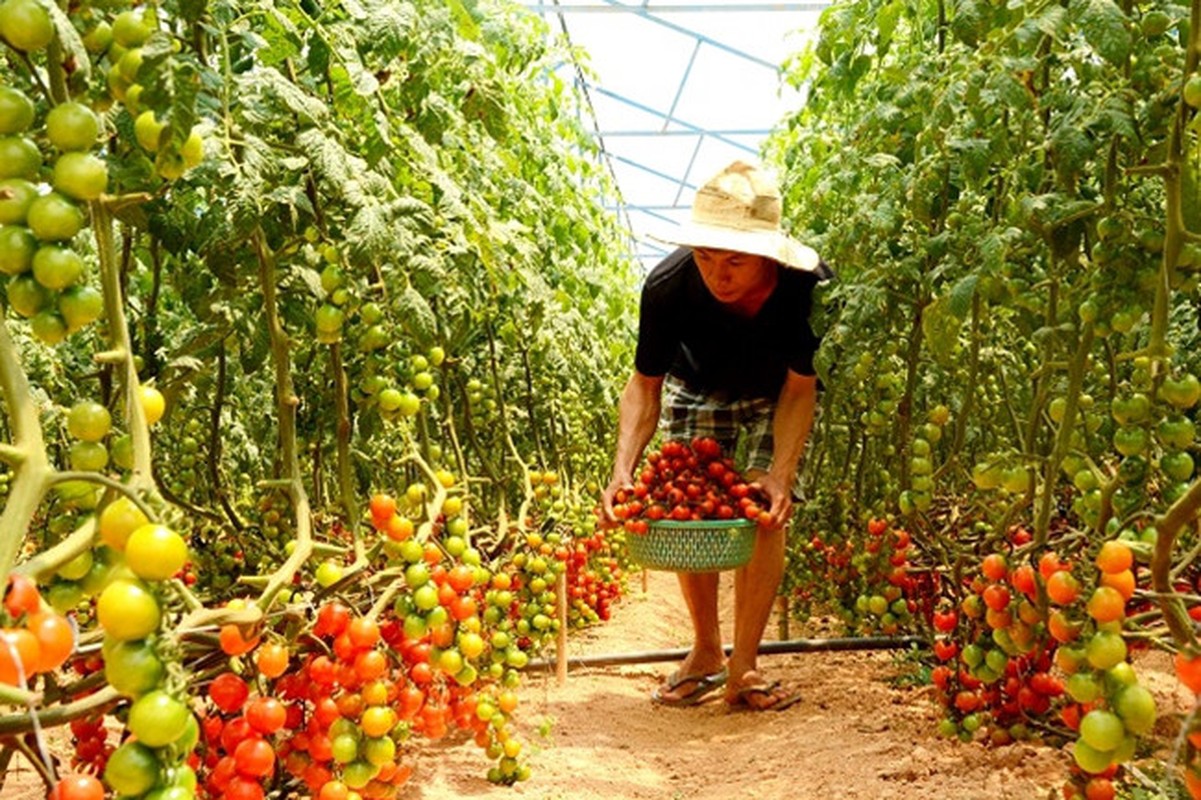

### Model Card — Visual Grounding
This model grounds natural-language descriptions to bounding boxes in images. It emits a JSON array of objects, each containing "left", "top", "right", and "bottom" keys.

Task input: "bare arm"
[
  {"left": 755, "top": 370, "right": 818, "bottom": 528},
  {"left": 601, "top": 371, "right": 665, "bottom": 524}
]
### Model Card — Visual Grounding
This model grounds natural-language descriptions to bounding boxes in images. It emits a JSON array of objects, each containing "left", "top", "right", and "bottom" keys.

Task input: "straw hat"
[{"left": 650, "top": 160, "right": 820, "bottom": 272}]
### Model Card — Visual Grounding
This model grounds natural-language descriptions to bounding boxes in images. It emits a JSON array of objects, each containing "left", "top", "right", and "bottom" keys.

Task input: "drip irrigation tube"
[{"left": 530, "top": 635, "right": 926, "bottom": 670}]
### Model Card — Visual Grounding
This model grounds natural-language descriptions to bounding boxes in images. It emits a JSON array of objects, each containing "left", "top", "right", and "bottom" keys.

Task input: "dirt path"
[{"left": 412, "top": 570, "right": 1073, "bottom": 800}]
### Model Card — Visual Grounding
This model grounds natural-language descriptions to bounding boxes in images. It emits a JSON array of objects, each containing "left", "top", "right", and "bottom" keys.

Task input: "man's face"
[{"left": 692, "top": 247, "right": 774, "bottom": 304}]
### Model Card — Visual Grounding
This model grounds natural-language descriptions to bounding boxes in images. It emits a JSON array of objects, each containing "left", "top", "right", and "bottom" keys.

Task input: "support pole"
[
  {"left": 529, "top": 635, "right": 925, "bottom": 670},
  {"left": 555, "top": 570, "right": 568, "bottom": 686}
]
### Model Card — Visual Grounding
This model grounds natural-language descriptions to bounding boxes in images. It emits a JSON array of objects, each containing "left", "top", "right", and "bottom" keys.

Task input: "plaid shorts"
[{"left": 660, "top": 376, "right": 776, "bottom": 474}]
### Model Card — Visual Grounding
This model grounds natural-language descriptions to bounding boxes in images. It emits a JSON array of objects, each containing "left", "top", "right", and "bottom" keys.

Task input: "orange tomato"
[
  {"left": 1095, "top": 541, "right": 1133, "bottom": 575},
  {"left": 255, "top": 642, "right": 290, "bottom": 679},
  {"left": 1099, "top": 569, "right": 1135, "bottom": 601},
  {"left": 1046, "top": 571, "right": 1080, "bottom": 605},
  {"left": 0, "top": 628, "right": 40, "bottom": 684},
  {"left": 1085, "top": 586, "right": 1125, "bottom": 623}
]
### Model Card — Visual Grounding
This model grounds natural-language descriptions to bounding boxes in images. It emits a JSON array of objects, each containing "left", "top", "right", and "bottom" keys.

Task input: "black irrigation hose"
[{"left": 529, "top": 635, "right": 927, "bottom": 670}]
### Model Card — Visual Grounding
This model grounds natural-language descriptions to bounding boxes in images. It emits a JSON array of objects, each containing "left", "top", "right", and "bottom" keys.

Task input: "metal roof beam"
[
  {"left": 531, "top": 0, "right": 782, "bottom": 70},
  {"left": 589, "top": 85, "right": 759, "bottom": 154},
  {"left": 595, "top": 128, "right": 769, "bottom": 136},
  {"left": 525, "top": 3, "right": 829, "bottom": 12}
]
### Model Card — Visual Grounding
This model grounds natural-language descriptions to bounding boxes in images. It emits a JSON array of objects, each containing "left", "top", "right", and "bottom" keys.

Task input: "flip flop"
[
  {"left": 651, "top": 667, "right": 728, "bottom": 707},
  {"left": 725, "top": 680, "right": 802, "bottom": 712}
]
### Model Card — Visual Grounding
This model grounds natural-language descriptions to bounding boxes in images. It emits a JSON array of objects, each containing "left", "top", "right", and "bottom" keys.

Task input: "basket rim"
[{"left": 645, "top": 518, "right": 757, "bottom": 531}]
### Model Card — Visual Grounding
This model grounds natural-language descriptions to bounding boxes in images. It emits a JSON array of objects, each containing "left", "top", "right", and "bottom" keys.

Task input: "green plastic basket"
[{"left": 626, "top": 518, "right": 758, "bottom": 572}]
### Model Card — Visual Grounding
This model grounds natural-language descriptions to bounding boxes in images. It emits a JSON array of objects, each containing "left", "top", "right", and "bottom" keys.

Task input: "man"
[{"left": 601, "top": 160, "right": 829, "bottom": 710}]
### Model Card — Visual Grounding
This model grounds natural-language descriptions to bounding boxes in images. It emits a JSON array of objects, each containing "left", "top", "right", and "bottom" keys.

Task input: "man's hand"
[
  {"left": 749, "top": 470, "right": 793, "bottom": 530},
  {"left": 599, "top": 474, "right": 632, "bottom": 528}
]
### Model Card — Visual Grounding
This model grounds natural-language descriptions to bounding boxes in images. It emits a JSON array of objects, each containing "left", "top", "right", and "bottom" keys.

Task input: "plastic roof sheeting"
[{"left": 525, "top": 1, "right": 828, "bottom": 270}]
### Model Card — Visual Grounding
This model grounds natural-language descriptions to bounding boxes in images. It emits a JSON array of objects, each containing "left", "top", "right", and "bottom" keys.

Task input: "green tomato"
[
  {"left": 104, "top": 741, "right": 161, "bottom": 796},
  {"left": 0, "top": 224, "right": 36, "bottom": 275},
  {"left": 314, "top": 560, "right": 343, "bottom": 587},
  {"left": 27, "top": 192, "right": 85, "bottom": 242},
  {"left": 0, "top": 178, "right": 37, "bottom": 224},
  {"left": 0, "top": 136, "right": 41, "bottom": 180},
  {"left": 69, "top": 440, "right": 109, "bottom": 471},
  {"left": 1114, "top": 684, "right": 1156, "bottom": 735},
  {"left": 104, "top": 638, "right": 166, "bottom": 697},
  {"left": 0, "top": 87, "right": 33, "bottom": 134},
  {"left": 53, "top": 152, "right": 108, "bottom": 201},
  {"left": 110, "top": 10, "right": 151, "bottom": 47},
  {"left": 46, "top": 102, "right": 100, "bottom": 152},
  {"left": 32, "top": 244, "right": 83, "bottom": 289},
  {"left": 58, "top": 284, "right": 103, "bottom": 331},
  {"left": 128, "top": 690, "right": 191, "bottom": 746},
  {"left": 134, "top": 110, "right": 165, "bottom": 153},
  {"left": 7, "top": 273, "right": 51, "bottom": 317},
  {"left": 67, "top": 400, "right": 111, "bottom": 441},
  {"left": 0, "top": 0, "right": 55, "bottom": 53}
]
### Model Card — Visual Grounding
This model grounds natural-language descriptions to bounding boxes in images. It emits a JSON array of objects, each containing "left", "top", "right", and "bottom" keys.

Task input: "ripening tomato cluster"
[
  {"left": 0, "top": 574, "right": 74, "bottom": 686},
  {"left": 789, "top": 518, "right": 926, "bottom": 635},
  {"left": 563, "top": 530, "right": 622, "bottom": 625},
  {"left": 930, "top": 548, "right": 1065, "bottom": 745},
  {"left": 66, "top": 655, "right": 114, "bottom": 776},
  {"left": 1041, "top": 541, "right": 1159, "bottom": 785},
  {"left": 192, "top": 599, "right": 531, "bottom": 800},
  {"left": 611, "top": 437, "right": 768, "bottom": 533}
]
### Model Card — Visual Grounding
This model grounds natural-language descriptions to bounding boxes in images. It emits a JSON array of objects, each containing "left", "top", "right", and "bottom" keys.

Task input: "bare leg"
[
  {"left": 656, "top": 571, "right": 725, "bottom": 701},
  {"left": 727, "top": 523, "right": 787, "bottom": 704}
]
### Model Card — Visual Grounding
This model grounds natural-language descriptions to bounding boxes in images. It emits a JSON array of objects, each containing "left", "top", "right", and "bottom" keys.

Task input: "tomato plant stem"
[
  {"left": 1034, "top": 321, "right": 1094, "bottom": 546},
  {"left": 252, "top": 228, "right": 313, "bottom": 609},
  {"left": 0, "top": 320, "right": 52, "bottom": 592},
  {"left": 1152, "top": 477, "right": 1201, "bottom": 646},
  {"left": 329, "top": 342, "right": 358, "bottom": 530},
  {"left": 92, "top": 202, "right": 154, "bottom": 490},
  {"left": 0, "top": 685, "right": 118, "bottom": 737}
]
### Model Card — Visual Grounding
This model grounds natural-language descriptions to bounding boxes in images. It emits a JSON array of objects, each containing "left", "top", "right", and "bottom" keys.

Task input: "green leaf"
[
  {"left": 877, "top": 0, "right": 903, "bottom": 50},
  {"left": 947, "top": 274, "right": 979, "bottom": 319},
  {"left": 1049, "top": 124, "right": 1093, "bottom": 180},
  {"left": 950, "top": 0, "right": 988, "bottom": 46},
  {"left": 398, "top": 283, "right": 437, "bottom": 347},
  {"left": 446, "top": 0, "right": 481, "bottom": 40},
  {"left": 42, "top": 0, "right": 89, "bottom": 81},
  {"left": 258, "top": 10, "right": 302, "bottom": 67},
  {"left": 921, "top": 297, "right": 961, "bottom": 364},
  {"left": 1079, "top": 0, "right": 1131, "bottom": 66}
]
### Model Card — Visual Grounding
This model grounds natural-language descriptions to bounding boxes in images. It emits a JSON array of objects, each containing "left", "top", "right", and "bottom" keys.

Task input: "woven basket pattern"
[{"left": 627, "top": 519, "right": 757, "bottom": 572}]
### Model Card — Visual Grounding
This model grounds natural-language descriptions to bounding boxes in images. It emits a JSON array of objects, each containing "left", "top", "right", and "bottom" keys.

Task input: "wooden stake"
[{"left": 556, "top": 570, "right": 568, "bottom": 686}]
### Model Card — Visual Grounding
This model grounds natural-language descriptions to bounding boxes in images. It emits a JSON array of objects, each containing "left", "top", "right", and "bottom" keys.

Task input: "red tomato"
[
  {"left": 235, "top": 737, "right": 275, "bottom": 778},
  {"left": 4, "top": 574, "right": 40, "bottom": 617},
  {"left": 209, "top": 672, "right": 250, "bottom": 713},
  {"left": 246, "top": 697, "right": 287, "bottom": 734}
]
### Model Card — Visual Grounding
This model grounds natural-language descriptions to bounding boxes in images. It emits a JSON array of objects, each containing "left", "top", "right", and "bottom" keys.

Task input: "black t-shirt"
[{"left": 634, "top": 247, "right": 825, "bottom": 400}]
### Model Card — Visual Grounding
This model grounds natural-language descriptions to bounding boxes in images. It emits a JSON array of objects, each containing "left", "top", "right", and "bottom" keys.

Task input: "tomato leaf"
[
  {"left": 1078, "top": 0, "right": 1132, "bottom": 66},
  {"left": 947, "top": 274, "right": 979, "bottom": 319},
  {"left": 40, "top": 0, "right": 89, "bottom": 81},
  {"left": 398, "top": 283, "right": 438, "bottom": 347}
]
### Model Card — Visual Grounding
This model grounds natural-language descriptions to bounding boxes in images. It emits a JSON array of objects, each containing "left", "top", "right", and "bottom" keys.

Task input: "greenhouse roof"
[{"left": 525, "top": 0, "right": 828, "bottom": 271}]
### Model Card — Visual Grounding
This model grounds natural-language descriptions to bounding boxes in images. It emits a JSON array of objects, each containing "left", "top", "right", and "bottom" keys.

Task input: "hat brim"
[{"left": 646, "top": 222, "right": 821, "bottom": 272}]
